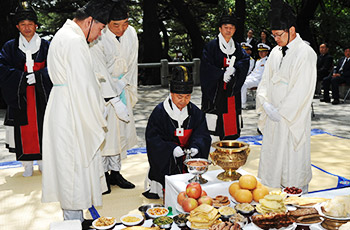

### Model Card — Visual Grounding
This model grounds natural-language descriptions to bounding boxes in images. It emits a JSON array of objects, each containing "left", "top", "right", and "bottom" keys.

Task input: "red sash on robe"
[
  {"left": 21, "top": 61, "right": 45, "bottom": 154},
  {"left": 222, "top": 57, "right": 238, "bottom": 137}
]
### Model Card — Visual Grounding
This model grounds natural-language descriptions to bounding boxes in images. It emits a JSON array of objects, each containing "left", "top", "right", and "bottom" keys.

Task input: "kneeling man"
[{"left": 143, "top": 66, "right": 211, "bottom": 199}]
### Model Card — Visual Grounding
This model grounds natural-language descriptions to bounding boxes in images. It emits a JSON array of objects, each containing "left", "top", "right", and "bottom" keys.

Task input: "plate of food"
[
  {"left": 173, "top": 213, "right": 189, "bottom": 227},
  {"left": 251, "top": 213, "right": 296, "bottom": 230},
  {"left": 234, "top": 203, "right": 255, "bottom": 215},
  {"left": 120, "top": 214, "right": 144, "bottom": 226},
  {"left": 316, "top": 200, "right": 350, "bottom": 221},
  {"left": 153, "top": 216, "right": 173, "bottom": 229},
  {"left": 92, "top": 216, "right": 116, "bottom": 230},
  {"left": 284, "top": 196, "right": 329, "bottom": 208},
  {"left": 146, "top": 207, "right": 169, "bottom": 219},
  {"left": 213, "top": 195, "right": 231, "bottom": 208},
  {"left": 288, "top": 207, "right": 324, "bottom": 226},
  {"left": 282, "top": 187, "right": 303, "bottom": 197}
]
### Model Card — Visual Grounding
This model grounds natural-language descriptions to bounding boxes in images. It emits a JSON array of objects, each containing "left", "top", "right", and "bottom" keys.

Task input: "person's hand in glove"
[
  {"left": 110, "top": 97, "right": 130, "bottom": 123},
  {"left": 223, "top": 67, "right": 236, "bottom": 83},
  {"left": 190, "top": 148, "right": 199, "bottom": 157},
  {"left": 173, "top": 146, "right": 184, "bottom": 158},
  {"left": 263, "top": 102, "right": 281, "bottom": 122},
  {"left": 26, "top": 73, "right": 36, "bottom": 85}
]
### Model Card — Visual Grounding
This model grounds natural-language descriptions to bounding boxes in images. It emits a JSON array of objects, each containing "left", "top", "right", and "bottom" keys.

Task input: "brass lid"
[{"left": 211, "top": 140, "right": 249, "bottom": 154}]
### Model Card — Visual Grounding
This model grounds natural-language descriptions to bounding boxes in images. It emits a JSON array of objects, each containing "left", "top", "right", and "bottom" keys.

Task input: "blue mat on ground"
[
  {"left": 0, "top": 129, "right": 338, "bottom": 169},
  {"left": 2, "top": 128, "right": 349, "bottom": 191}
]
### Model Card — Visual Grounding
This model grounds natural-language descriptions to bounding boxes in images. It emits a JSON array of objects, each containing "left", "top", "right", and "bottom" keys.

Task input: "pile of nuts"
[{"left": 284, "top": 186, "right": 302, "bottom": 194}]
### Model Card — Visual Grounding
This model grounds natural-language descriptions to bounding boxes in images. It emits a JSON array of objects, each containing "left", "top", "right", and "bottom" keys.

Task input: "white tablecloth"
[{"left": 164, "top": 169, "right": 250, "bottom": 214}]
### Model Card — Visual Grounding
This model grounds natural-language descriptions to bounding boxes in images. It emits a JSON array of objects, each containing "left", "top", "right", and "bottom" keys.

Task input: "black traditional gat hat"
[
  {"left": 170, "top": 66, "right": 193, "bottom": 94},
  {"left": 219, "top": 8, "right": 237, "bottom": 27},
  {"left": 81, "top": 0, "right": 113, "bottom": 25},
  {"left": 268, "top": 0, "right": 296, "bottom": 30},
  {"left": 109, "top": 0, "right": 129, "bottom": 21},
  {"left": 15, "top": 0, "right": 38, "bottom": 24}
]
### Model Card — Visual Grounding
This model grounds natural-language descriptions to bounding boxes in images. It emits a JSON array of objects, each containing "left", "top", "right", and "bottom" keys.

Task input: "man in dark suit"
[
  {"left": 316, "top": 43, "right": 333, "bottom": 95},
  {"left": 321, "top": 47, "right": 350, "bottom": 105}
]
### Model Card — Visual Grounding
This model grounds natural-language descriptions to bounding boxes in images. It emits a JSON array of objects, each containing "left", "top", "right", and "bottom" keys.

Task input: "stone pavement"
[{"left": 1, "top": 85, "right": 349, "bottom": 163}]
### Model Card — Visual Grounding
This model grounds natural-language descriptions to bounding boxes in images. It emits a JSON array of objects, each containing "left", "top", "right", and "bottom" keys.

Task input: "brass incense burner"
[{"left": 210, "top": 140, "right": 250, "bottom": 181}]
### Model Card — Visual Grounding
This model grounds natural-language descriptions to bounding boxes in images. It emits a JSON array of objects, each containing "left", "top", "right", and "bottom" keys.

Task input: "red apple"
[
  {"left": 186, "top": 182, "right": 202, "bottom": 199},
  {"left": 198, "top": 196, "right": 213, "bottom": 205},
  {"left": 182, "top": 197, "right": 198, "bottom": 212},
  {"left": 201, "top": 190, "right": 207, "bottom": 197},
  {"left": 177, "top": 191, "right": 188, "bottom": 206}
]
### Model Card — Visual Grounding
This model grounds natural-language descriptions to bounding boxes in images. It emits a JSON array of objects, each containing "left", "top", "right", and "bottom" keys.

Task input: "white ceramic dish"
[
  {"left": 146, "top": 207, "right": 169, "bottom": 219},
  {"left": 316, "top": 202, "right": 350, "bottom": 220},
  {"left": 92, "top": 217, "right": 116, "bottom": 230},
  {"left": 120, "top": 214, "right": 143, "bottom": 226},
  {"left": 186, "top": 221, "right": 208, "bottom": 230}
]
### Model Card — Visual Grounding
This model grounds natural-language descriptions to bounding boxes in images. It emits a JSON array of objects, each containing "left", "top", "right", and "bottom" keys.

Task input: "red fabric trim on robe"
[
  {"left": 176, "top": 129, "right": 193, "bottom": 148},
  {"left": 20, "top": 61, "right": 45, "bottom": 154},
  {"left": 223, "top": 96, "right": 237, "bottom": 136}
]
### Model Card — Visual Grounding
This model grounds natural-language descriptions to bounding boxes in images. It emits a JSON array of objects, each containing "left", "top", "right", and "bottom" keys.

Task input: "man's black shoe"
[
  {"left": 110, "top": 171, "right": 135, "bottom": 189},
  {"left": 82, "top": 219, "right": 94, "bottom": 229},
  {"left": 102, "top": 172, "right": 111, "bottom": 195},
  {"left": 332, "top": 99, "right": 340, "bottom": 105},
  {"left": 320, "top": 97, "right": 330, "bottom": 103},
  {"left": 142, "top": 190, "right": 160, "bottom": 199}
]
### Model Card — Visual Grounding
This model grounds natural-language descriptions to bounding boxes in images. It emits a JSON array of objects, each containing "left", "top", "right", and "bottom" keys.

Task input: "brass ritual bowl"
[{"left": 210, "top": 140, "right": 250, "bottom": 181}]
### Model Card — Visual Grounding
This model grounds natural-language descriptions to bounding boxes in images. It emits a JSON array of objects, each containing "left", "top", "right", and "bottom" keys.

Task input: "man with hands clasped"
[
  {"left": 143, "top": 66, "right": 211, "bottom": 199},
  {"left": 0, "top": 1, "right": 51, "bottom": 177},
  {"left": 200, "top": 9, "right": 249, "bottom": 145},
  {"left": 256, "top": 0, "right": 317, "bottom": 193}
]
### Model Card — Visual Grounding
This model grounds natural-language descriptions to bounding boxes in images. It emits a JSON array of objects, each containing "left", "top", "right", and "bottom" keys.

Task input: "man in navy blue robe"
[
  {"left": 0, "top": 1, "right": 51, "bottom": 176},
  {"left": 143, "top": 66, "right": 211, "bottom": 199},
  {"left": 200, "top": 10, "right": 249, "bottom": 141}
]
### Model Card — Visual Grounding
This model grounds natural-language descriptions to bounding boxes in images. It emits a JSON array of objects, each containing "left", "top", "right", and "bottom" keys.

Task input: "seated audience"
[
  {"left": 321, "top": 47, "right": 350, "bottom": 105},
  {"left": 143, "top": 66, "right": 211, "bottom": 199},
  {"left": 241, "top": 43, "right": 270, "bottom": 109},
  {"left": 316, "top": 43, "right": 333, "bottom": 95}
]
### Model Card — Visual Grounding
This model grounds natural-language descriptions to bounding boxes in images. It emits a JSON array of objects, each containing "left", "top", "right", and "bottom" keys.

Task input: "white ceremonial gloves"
[
  {"left": 263, "top": 102, "right": 281, "bottom": 122},
  {"left": 223, "top": 67, "right": 236, "bottom": 83},
  {"left": 110, "top": 97, "right": 130, "bottom": 123},
  {"left": 173, "top": 146, "right": 185, "bottom": 158},
  {"left": 26, "top": 73, "right": 36, "bottom": 85},
  {"left": 190, "top": 148, "right": 199, "bottom": 157}
]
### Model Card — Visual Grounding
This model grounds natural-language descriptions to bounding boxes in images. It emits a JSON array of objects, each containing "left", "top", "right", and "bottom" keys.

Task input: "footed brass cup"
[{"left": 210, "top": 140, "right": 250, "bottom": 181}]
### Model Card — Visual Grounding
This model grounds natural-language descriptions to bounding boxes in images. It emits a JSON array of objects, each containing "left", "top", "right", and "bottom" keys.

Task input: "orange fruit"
[
  {"left": 234, "top": 189, "right": 253, "bottom": 203},
  {"left": 239, "top": 175, "right": 257, "bottom": 190},
  {"left": 256, "top": 181, "right": 263, "bottom": 188},
  {"left": 229, "top": 182, "right": 241, "bottom": 197},
  {"left": 252, "top": 186, "right": 269, "bottom": 202}
]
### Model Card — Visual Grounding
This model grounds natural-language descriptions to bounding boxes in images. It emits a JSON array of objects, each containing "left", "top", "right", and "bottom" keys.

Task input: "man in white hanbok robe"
[
  {"left": 42, "top": 0, "right": 112, "bottom": 222},
  {"left": 241, "top": 43, "right": 270, "bottom": 108},
  {"left": 90, "top": 2, "right": 138, "bottom": 191},
  {"left": 256, "top": 0, "right": 317, "bottom": 193}
]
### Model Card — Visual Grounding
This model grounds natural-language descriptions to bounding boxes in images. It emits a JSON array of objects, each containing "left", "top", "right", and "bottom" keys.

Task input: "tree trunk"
[
  {"left": 234, "top": 0, "right": 246, "bottom": 43},
  {"left": 142, "top": 0, "right": 162, "bottom": 84},
  {"left": 296, "top": 0, "right": 321, "bottom": 52},
  {"left": 170, "top": 0, "right": 205, "bottom": 58},
  {"left": 0, "top": 0, "right": 18, "bottom": 48}
]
